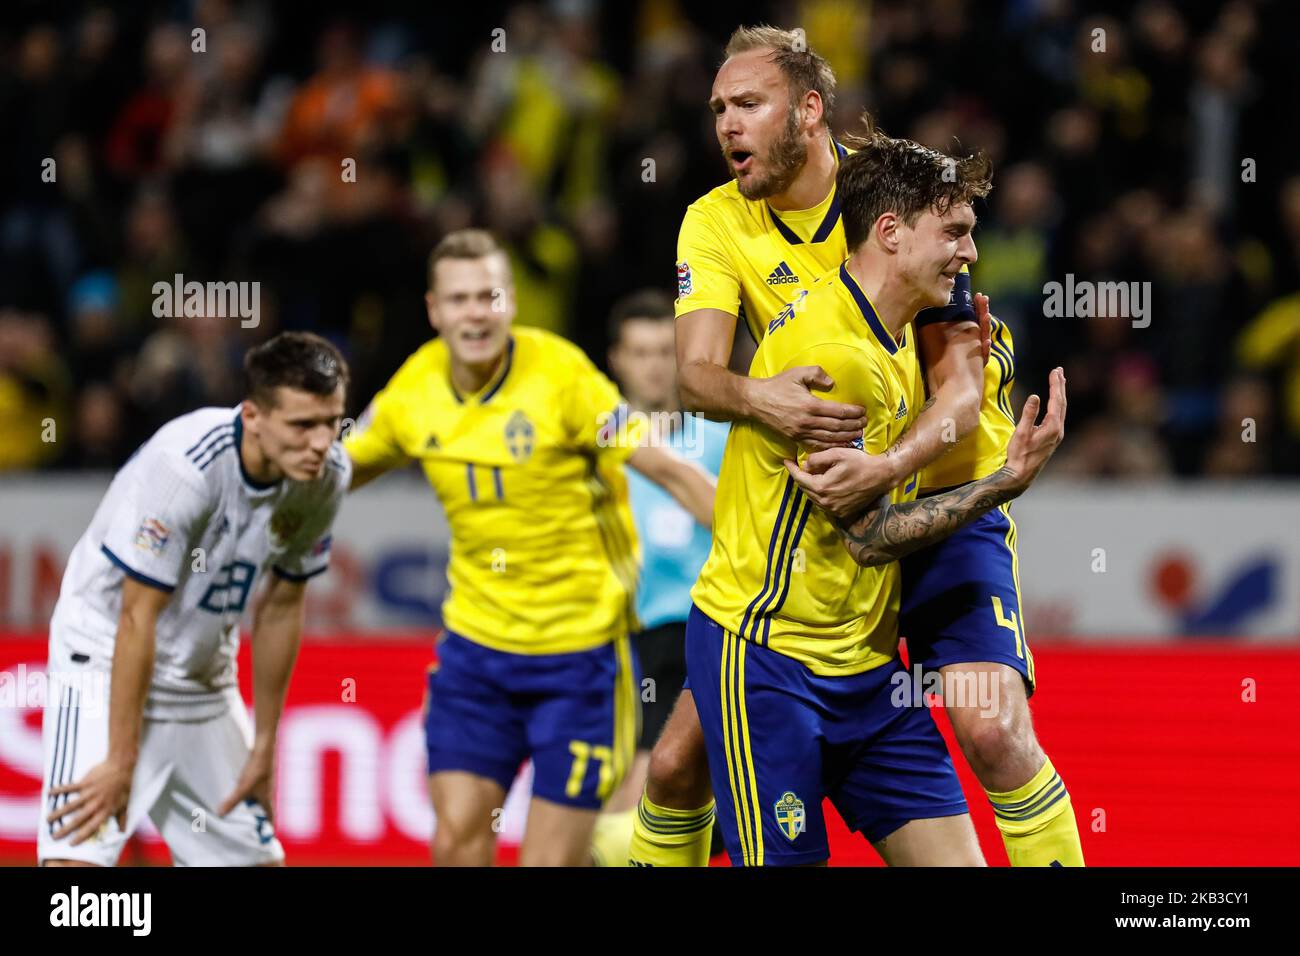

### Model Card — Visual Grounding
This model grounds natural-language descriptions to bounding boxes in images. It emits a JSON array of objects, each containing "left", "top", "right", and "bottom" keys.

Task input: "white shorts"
[{"left": 37, "top": 667, "right": 284, "bottom": 867}]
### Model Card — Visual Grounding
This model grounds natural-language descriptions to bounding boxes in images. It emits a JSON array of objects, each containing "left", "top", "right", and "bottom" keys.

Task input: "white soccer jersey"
[{"left": 49, "top": 406, "right": 350, "bottom": 720}]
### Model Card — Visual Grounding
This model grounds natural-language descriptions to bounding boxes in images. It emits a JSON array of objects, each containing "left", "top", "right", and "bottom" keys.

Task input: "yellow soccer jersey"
[
  {"left": 674, "top": 141, "right": 852, "bottom": 345},
  {"left": 691, "top": 263, "right": 926, "bottom": 675},
  {"left": 344, "top": 327, "right": 644, "bottom": 655},
  {"left": 675, "top": 142, "right": 1008, "bottom": 489}
]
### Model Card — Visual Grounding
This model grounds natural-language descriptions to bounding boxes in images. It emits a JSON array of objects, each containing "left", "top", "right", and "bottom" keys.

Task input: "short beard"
[{"left": 733, "top": 104, "right": 809, "bottom": 201}]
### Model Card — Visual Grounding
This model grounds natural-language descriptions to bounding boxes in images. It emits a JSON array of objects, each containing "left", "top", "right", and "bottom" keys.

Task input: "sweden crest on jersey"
[
  {"left": 505, "top": 410, "right": 534, "bottom": 462},
  {"left": 774, "top": 791, "right": 806, "bottom": 840}
]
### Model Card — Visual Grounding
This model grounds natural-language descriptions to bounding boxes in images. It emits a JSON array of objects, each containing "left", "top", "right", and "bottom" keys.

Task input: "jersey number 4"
[
  {"left": 991, "top": 595, "right": 1025, "bottom": 659},
  {"left": 199, "top": 560, "right": 257, "bottom": 615}
]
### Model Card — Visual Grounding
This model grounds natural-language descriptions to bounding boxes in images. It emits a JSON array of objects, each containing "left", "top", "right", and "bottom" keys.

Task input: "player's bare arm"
[
  {"left": 677, "top": 306, "right": 865, "bottom": 448},
  {"left": 823, "top": 368, "right": 1066, "bottom": 567},
  {"left": 882, "top": 290, "right": 990, "bottom": 475},
  {"left": 345, "top": 392, "right": 412, "bottom": 492},
  {"left": 789, "top": 293, "right": 990, "bottom": 520},
  {"left": 627, "top": 444, "right": 717, "bottom": 529},
  {"left": 217, "top": 572, "right": 307, "bottom": 821},
  {"left": 47, "top": 576, "right": 169, "bottom": 845}
]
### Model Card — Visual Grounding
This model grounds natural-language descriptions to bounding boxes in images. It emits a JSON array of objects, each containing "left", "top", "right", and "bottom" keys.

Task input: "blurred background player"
[
  {"left": 631, "top": 24, "right": 989, "bottom": 866},
  {"left": 589, "top": 289, "right": 729, "bottom": 866},
  {"left": 39, "top": 333, "right": 351, "bottom": 866},
  {"left": 343, "top": 229, "right": 716, "bottom": 866}
]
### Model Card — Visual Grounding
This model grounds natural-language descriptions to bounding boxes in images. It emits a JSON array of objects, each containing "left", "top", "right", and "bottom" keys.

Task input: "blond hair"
[
  {"left": 427, "top": 228, "right": 509, "bottom": 289},
  {"left": 724, "top": 24, "right": 836, "bottom": 124}
]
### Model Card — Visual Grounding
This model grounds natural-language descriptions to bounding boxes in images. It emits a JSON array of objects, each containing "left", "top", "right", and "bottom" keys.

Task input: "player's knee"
[
  {"left": 431, "top": 801, "right": 492, "bottom": 847},
  {"left": 432, "top": 822, "right": 492, "bottom": 865},
  {"left": 957, "top": 710, "right": 1038, "bottom": 781},
  {"left": 646, "top": 734, "right": 710, "bottom": 808}
]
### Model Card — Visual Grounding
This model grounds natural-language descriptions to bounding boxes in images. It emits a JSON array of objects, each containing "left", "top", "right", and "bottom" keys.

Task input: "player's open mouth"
[
  {"left": 463, "top": 329, "right": 491, "bottom": 342},
  {"left": 730, "top": 150, "right": 753, "bottom": 172}
]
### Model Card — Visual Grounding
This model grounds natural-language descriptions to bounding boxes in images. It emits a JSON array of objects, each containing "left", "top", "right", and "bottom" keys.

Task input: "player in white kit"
[{"left": 39, "top": 332, "right": 351, "bottom": 866}]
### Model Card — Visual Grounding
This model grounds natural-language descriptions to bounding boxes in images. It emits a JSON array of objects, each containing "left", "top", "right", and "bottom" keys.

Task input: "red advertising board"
[{"left": 2, "top": 636, "right": 1298, "bottom": 865}]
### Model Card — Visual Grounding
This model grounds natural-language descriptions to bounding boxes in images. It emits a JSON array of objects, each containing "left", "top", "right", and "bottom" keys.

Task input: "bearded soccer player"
[
  {"left": 630, "top": 25, "right": 1083, "bottom": 868},
  {"left": 344, "top": 229, "right": 716, "bottom": 867},
  {"left": 690, "top": 122, "right": 1067, "bottom": 866}
]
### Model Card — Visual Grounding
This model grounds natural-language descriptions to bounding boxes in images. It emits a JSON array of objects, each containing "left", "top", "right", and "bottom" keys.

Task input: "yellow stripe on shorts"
[
  {"left": 1002, "top": 504, "right": 1035, "bottom": 684},
  {"left": 722, "top": 630, "right": 762, "bottom": 865},
  {"left": 609, "top": 633, "right": 638, "bottom": 798}
]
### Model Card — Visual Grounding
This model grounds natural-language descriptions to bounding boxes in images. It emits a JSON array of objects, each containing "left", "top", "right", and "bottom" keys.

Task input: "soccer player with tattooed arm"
[
  {"left": 630, "top": 24, "right": 1082, "bottom": 867},
  {"left": 684, "top": 116, "right": 1067, "bottom": 866}
]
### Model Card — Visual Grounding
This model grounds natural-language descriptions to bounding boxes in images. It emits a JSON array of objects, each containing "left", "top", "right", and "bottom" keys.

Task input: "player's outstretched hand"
[
  {"left": 217, "top": 747, "right": 276, "bottom": 823},
  {"left": 1002, "top": 367, "right": 1067, "bottom": 496},
  {"left": 753, "top": 366, "right": 865, "bottom": 451},
  {"left": 47, "top": 757, "right": 132, "bottom": 845},
  {"left": 782, "top": 447, "right": 897, "bottom": 520},
  {"left": 975, "top": 292, "right": 991, "bottom": 365}
]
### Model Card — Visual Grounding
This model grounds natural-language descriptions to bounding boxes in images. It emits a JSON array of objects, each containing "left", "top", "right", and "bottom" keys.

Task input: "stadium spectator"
[
  {"left": 0, "top": 309, "right": 71, "bottom": 471},
  {"left": 0, "top": 0, "right": 1295, "bottom": 477}
]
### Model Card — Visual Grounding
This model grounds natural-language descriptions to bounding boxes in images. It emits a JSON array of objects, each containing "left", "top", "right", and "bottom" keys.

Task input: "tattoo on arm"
[{"left": 835, "top": 465, "right": 1016, "bottom": 567}]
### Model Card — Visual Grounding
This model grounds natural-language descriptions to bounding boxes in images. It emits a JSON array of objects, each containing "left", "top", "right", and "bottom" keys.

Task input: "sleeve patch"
[{"left": 133, "top": 518, "right": 171, "bottom": 556}]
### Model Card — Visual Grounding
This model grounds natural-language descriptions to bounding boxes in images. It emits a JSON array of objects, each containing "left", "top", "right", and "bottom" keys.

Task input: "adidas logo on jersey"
[
  {"left": 766, "top": 261, "right": 800, "bottom": 285},
  {"left": 895, "top": 396, "right": 908, "bottom": 421}
]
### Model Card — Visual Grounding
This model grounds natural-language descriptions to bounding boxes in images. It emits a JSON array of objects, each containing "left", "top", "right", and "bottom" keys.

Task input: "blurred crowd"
[{"left": 2, "top": 0, "right": 1299, "bottom": 476}]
